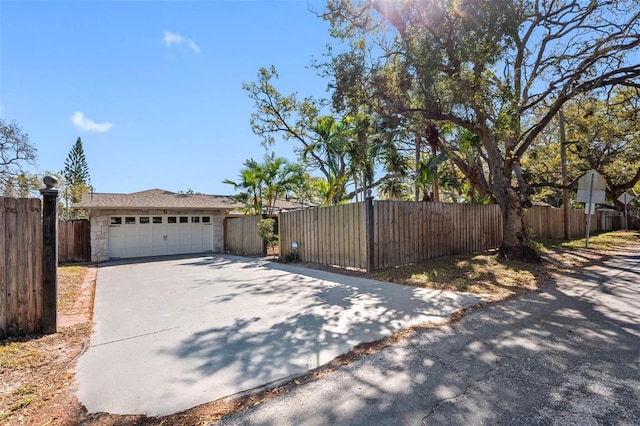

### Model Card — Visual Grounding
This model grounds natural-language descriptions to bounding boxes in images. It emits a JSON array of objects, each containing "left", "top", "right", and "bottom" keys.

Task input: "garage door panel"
[
  {"left": 138, "top": 219, "right": 153, "bottom": 257},
  {"left": 108, "top": 224, "right": 125, "bottom": 259},
  {"left": 108, "top": 214, "right": 219, "bottom": 259},
  {"left": 166, "top": 220, "right": 179, "bottom": 254}
]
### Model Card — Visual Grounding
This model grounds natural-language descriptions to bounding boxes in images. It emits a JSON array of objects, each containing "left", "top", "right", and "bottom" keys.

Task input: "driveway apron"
[{"left": 76, "top": 254, "right": 481, "bottom": 416}]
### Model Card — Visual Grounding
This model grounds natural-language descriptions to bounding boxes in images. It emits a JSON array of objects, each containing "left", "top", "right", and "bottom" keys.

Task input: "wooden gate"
[{"left": 58, "top": 220, "right": 91, "bottom": 262}]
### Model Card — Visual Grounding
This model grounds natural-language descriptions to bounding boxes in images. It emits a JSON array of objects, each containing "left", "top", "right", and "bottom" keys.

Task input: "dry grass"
[
  {"left": 372, "top": 252, "right": 547, "bottom": 300},
  {"left": 372, "top": 230, "right": 640, "bottom": 301},
  {"left": 57, "top": 265, "right": 87, "bottom": 313},
  {"left": 0, "top": 264, "right": 92, "bottom": 425}
]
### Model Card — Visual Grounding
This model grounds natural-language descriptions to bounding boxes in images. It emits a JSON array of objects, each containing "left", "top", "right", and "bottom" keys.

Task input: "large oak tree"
[
  {"left": 322, "top": 0, "right": 640, "bottom": 259},
  {"left": 526, "top": 88, "right": 640, "bottom": 208}
]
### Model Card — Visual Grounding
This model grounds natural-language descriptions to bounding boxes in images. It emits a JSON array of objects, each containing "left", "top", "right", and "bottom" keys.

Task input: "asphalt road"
[{"left": 216, "top": 246, "right": 640, "bottom": 425}]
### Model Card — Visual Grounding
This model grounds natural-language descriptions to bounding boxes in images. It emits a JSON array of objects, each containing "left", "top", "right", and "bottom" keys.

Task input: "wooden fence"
[
  {"left": 372, "top": 201, "right": 502, "bottom": 270},
  {"left": 279, "top": 201, "right": 503, "bottom": 271},
  {"left": 279, "top": 201, "right": 620, "bottom": 272},
  {"left": 1, "top": 197, "right": 44, "bottom": 338},
  {"left": 280, "top": 202, "right": 367, "bottom": 269},
  {"left": 224, "top": 215, "right": 266, "bottom": 256},
  {"left": 58, "top": 220, "right": 91, "bottom": 263},
  {"left": 524, "top": 206, "right": 620, "bottom": 240}
]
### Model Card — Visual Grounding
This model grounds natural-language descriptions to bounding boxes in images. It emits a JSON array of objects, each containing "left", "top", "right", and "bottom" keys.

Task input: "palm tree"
[
  {"left": 303, "top": 116, "right": 352, "bottom": 205},
  {"left": 224, "top": 153, "right": 305, "bottom": 215},
  {"left": 415, "top": 152, "right": 448, "bottom": 201},
  {"left": 222, "top": 158, "right": 264, "bottom": 215},
  {"left": 261, "top": 152, "right": 304, "bottom": 216}
]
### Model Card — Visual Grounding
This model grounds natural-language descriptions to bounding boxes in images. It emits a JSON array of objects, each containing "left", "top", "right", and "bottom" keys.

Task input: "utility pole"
[{"left": 559, "top": 109, "right": 570, "bottom": 240}]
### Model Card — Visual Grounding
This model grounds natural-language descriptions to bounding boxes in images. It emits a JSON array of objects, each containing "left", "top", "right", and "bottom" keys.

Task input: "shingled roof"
[{"left": 73, "top": 189, "right": 242, "bottom": 210}]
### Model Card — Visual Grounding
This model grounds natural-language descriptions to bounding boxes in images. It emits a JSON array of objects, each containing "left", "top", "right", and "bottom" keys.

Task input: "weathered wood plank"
[
  {"left": 0, "top": 197, "right": 6, "bottom": 337},
  {"left": 0, "top": 197, "right": 45, "bottom": 338},
  {"left": 31, "top": 199, "right": 43, "bottom": 333},
  {"left": 17, "top": 199, "right": 33, "bottom": 334},
  {"left": 5, "top": 198, "right": 20, "bottom": 335},
  {"left": 225, "top": 215, "right": 264, "bottom": 256}
]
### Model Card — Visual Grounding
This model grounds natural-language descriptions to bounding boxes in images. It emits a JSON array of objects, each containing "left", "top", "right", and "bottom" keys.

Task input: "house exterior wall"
[
  {"left": 89, "top": 208, "right": 226, "bottom": 262},
  {"left": 90, "top": 213, "right": 111, "bottom": 262},
  {"left": 212, "top": 215, "right": 224, "bottom": 252}
]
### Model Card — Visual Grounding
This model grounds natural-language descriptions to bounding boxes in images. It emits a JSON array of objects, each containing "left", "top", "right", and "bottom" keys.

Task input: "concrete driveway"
[
  {"left": 216, "top": 248, "right": 640, "bottom": 425},
  {"left": 76, "top": 254, "right": 482, "bottom": 416}
]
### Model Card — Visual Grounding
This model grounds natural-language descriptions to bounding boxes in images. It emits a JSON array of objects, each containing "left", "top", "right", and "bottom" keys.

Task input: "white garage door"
[{"left": 108, "top": 215, "right": 215, "bottom": 259}]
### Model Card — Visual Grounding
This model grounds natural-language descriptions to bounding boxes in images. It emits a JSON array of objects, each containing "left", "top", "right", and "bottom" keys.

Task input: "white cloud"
[
  {"left": 163, "top": 30, "right": 200, "bottom": 54},
  {"left": 163, "top": 30, "right": 184, "bottom": 47},
  {"left": 187, "top": 39, "right": 201, "bottom": 54},
  {"left": 69, "top": 111, "right": 114, "bottom": 133}
]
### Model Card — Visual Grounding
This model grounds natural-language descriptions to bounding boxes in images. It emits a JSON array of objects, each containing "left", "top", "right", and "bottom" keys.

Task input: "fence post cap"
[{"left": 40, "top": 176, "right": 60, "bottom": 195}]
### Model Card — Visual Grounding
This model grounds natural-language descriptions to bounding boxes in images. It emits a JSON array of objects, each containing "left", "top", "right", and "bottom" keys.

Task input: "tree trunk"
[
  {"left": 483, "top": 134, "right": 539, "bottom": 262},
  {"left": 498, "top": 187, "right": 541, "bottom": 262},
  {"left": 427, "top": 124, "right": 441, "bottom": 202},
  {"left": 432, "top": 173, "right": 440, "bottom": 202}
]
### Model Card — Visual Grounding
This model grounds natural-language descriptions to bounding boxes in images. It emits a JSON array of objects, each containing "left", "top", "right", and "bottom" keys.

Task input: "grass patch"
[
  {"left": 0, "top": 265, "right": 91, "bottom": 425},
  {"left": 372, "top": 252, "right": 548, "bottom": 300},
  {"left": 540, "top": 230, "right": 639, "bottom": 251},
  {"left": 372, "top": 230, "right": 640, "bottom": 301},
  {"left": 0, "top": 342, "right": 43, "bottom": 369},
  {"left": 13, "top": 384, "right": 36, "bottom": 396},
  {"left": 11, "top": 398, "right": 32, "bottom": 410},
  {"left": 58, "top": 264, "right": 88, "bottom": 314}
]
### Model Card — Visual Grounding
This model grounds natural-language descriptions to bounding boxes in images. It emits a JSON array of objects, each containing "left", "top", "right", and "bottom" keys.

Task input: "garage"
[
  {"left": 107, "top": 214, "right": 215, "bottom": 259},
  {"left": 73, "top": 189, "right": 241, "bottom": 262}
]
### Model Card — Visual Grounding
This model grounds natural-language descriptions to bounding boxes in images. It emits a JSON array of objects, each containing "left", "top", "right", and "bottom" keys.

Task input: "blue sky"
[{"left": 1, "top": 0, "right": 333, "bottom": 195}]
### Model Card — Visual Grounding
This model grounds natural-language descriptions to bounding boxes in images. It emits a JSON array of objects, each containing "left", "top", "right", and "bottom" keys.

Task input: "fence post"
[
  {"left": 365, "top": 192, "right": 374, "bottom": 272},
  {"left": 40, "top": 176, "right": 59, "bottom": 334}
]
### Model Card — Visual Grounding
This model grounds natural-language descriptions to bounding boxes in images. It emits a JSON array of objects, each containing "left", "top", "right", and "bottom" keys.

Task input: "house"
[
  {"left": 227, "top": 198, "right": 315, "bottom": 217},
  {"left": 73, "top": 189, "right": 242, "bottom": 262}
]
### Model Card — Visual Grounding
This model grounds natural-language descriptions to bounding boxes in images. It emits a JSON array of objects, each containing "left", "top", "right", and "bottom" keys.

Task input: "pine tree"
[{"left": 62, "top": 137, "right": 91, "bottom": 205}]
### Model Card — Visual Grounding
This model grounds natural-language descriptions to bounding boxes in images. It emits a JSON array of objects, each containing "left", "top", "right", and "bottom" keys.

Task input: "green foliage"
[
  {"left": 2, "top": 172, "right": 41, "bottom": 197},
  {"left": 224, "top": 153, "right": 304, "bottom": 215},
  {"left": 244, "top": 66, "right": 419, "bottom": 204},
  {"left": 320, "top": 0, "right": 640, "bottom": 253},
  {"left": 524, "top": 88, "right": 640, "bottom": 208},
  {"left": 283, "top": 252, "right": 297, "bottom": 262},
  {"left": 0, "top": 119, "right": 37, "bottom": 194},
  {"left": 257, "top": 218, "right": 278, "bottom": 257},
  {"left": 62, "top": 137, "right": 90, "bottom": 191},
  {"left": 61, "top": 137, "right": 91, "bottom": 218}
]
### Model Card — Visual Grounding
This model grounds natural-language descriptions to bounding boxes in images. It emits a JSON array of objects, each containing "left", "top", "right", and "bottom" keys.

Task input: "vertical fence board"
[
  {"left": 274, "top": 201, "right": 616, "bottom": 273},
  {"left": 31, "top": 199, "right": 43, "bottom": 333},
  {"left": 308, "top": 208, "right": 314, "bottom": 263},
  {"left": 17, "top": 199, "right": 32, "bottom": 333},
  {"left": 5, "top": 198, "right": 19, "bottom": 336},
  {"left": 523, "top": 206, "right": 616, "bottom": 241},
  {"left": 1, "top": 197, "right": 44, "bottom": 338},
  {"left": 315, "top": 208, "right": 320, "bottom": 264},
  {"left": 57, "top": 220, "right": 91, "bottom": 263},
  {"left": 358, "top": 202, "right": 365, "bottom": 268},
  {"left": 224, "top": 215, "right": 264, "bottom": 256},
  {"left": 0, "top": 198, "right": 6, "bottom": 337}
]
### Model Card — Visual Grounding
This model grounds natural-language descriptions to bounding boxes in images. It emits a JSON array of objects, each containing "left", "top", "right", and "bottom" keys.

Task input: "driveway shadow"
[
  {"left": 157, "top": 254, "right": 480, "bottom": 406},
  {"left": 214, "top": 249, "right": 640, "bottom": 425}
]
